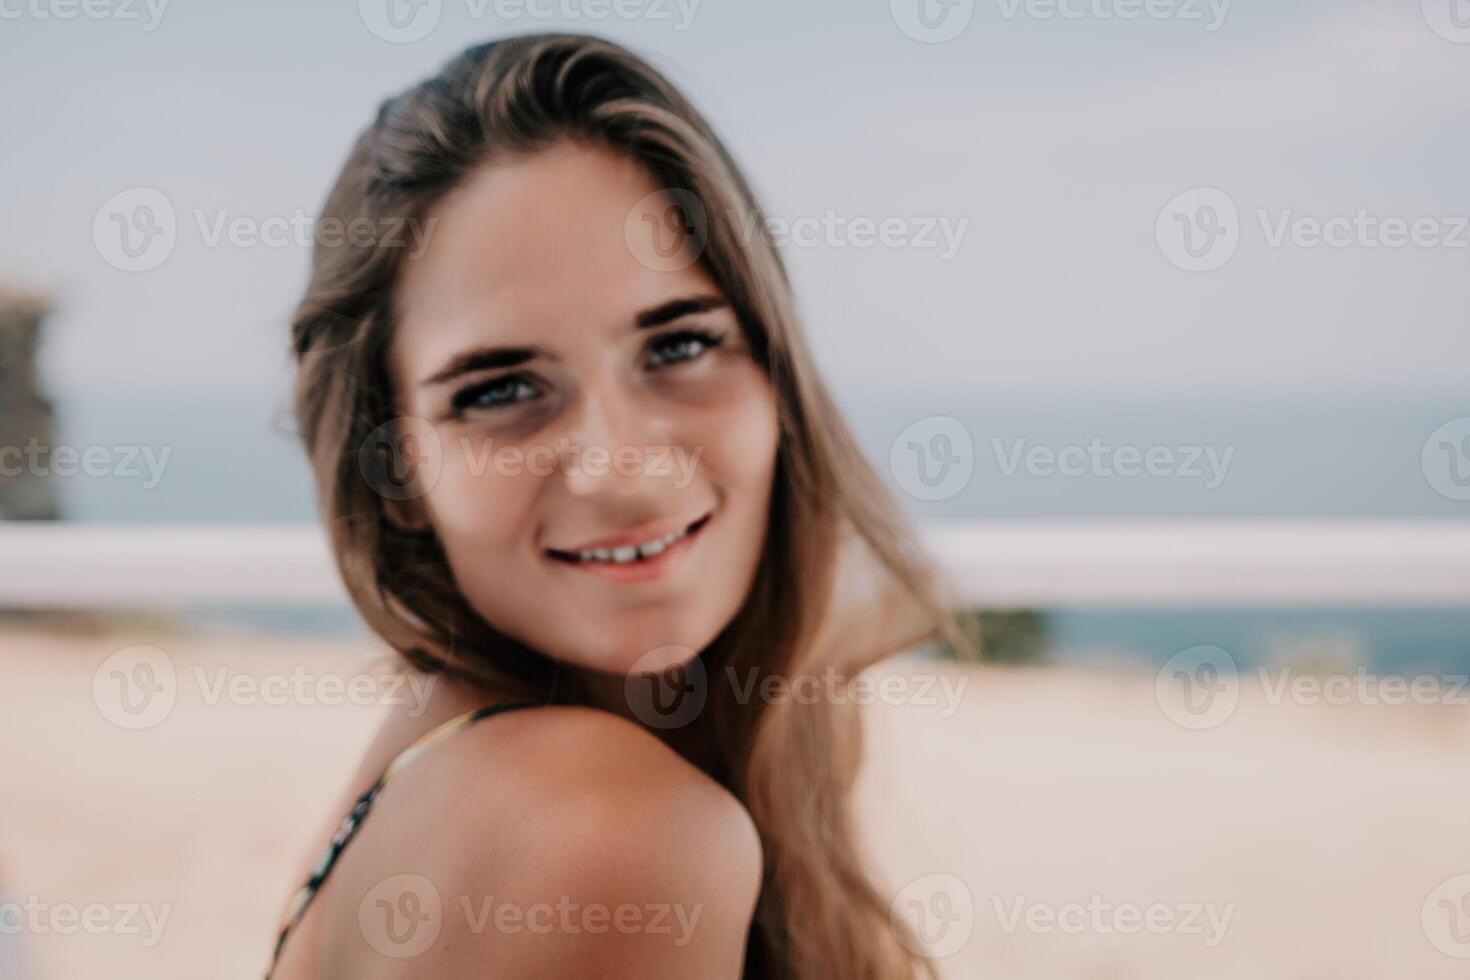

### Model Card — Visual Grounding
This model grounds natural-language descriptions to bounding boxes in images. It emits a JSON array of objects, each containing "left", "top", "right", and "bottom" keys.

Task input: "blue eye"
[
  {"left": 451, "top": 374, "right": 538, "bottom": 413},
  {"left": 648, "top": 328, "right": 725, "bottom": 368}
]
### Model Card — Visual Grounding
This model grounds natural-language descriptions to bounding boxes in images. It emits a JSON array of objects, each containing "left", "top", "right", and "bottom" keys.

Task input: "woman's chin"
[{"left": 561, "top": 634, "right": 705, "bottom": 678}]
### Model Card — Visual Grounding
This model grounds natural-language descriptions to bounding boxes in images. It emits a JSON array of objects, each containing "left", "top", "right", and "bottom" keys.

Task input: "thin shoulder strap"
[{"left": 266, "top": 700, "right": 540, "bottom": 978}]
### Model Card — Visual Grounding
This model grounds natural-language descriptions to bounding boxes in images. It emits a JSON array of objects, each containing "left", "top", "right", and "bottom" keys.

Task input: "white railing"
[{"left": 0, "top": 520, "right": 1468, "bottom": 609}]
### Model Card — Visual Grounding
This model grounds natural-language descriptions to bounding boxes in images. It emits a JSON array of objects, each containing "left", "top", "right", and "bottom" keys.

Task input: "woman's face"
[{"left": 387, "top": 140, "right": 780, "bottom": 676}]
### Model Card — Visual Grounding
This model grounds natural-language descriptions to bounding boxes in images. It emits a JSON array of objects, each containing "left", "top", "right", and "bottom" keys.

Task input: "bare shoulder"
[{"left": 319, "top": 705, "right": 762, "bottom": 979}]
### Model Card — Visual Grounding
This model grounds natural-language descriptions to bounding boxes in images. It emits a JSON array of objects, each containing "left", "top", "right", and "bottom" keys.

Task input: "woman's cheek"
[
  {"left": 426, "top": 438, "right": 541, "bottom": 546},
  {"left": 700, "top": 364, "right": 780, "bottom": 485}
]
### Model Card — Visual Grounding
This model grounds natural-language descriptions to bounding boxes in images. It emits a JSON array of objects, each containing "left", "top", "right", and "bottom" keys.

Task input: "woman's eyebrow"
[
  {"left": 635, "top": 294, "right": 727, "bottom": 328},
  {"left": 421, "top": 345, "right": 542, "bottom": 386},
  {"left": 421, "top": 295, "right": 728, "bottom": 387}
]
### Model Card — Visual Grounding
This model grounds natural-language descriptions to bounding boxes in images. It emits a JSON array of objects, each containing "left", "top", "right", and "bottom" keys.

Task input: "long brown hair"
[{"left": 289, "top": 33, "right": 972, "bottom": 979}]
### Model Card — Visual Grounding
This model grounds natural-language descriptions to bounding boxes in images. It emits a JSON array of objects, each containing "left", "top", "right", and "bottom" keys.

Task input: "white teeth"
[{"left": 573, "top": 525, "right": 690, "bottom": 564}]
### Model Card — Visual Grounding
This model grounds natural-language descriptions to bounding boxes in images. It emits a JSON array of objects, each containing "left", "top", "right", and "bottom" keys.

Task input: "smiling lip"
[
  {"left": 550, "top": 513, "right": 708, "bottom": 555},
  {"left": 545, "top": 512, "right": 712, "bottom": 585}
]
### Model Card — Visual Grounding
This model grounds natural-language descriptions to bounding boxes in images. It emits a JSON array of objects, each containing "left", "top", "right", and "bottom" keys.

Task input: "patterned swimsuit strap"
[{"left": 266, "top": 699, "right": 542, "bottom": 978}]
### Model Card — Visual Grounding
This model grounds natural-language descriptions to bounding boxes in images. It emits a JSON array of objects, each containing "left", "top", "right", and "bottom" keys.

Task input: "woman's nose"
[{"left": 557, "top": 383, "right": 661, "bottom": 498}]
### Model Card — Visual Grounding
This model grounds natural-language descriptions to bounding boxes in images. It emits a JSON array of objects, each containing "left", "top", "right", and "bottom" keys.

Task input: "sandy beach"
[{"left": 2, "top": 622, "right": 1468, "bottom": 979}]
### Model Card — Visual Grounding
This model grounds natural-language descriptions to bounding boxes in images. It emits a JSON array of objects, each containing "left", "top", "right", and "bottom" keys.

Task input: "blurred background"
[{"left": 1, "top": 0, "right": 1468, "bottom": 977}]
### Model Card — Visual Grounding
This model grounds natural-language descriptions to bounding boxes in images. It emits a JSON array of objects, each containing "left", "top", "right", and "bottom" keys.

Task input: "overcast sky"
[{"left": 3, "top": 0, "right": 1466, "bottom": 404}]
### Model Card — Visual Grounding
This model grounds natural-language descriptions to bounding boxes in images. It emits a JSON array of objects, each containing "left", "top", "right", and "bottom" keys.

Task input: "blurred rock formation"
[{"left": 0, "top": 289, "right": 59, "bottom": 520}]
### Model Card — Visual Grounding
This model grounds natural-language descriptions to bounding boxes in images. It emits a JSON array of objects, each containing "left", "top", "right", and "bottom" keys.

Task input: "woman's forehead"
[
  {"left": 387, "top": 151, "right": 720, "bottom": 383},
  {"left": 391, "top": 143, "right": 717, "bottom": 362}
]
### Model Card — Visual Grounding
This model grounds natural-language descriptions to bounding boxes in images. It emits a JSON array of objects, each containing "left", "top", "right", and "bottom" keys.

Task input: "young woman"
[{"left": 269, "top": 32, "right": 970, "bottom": 980}]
